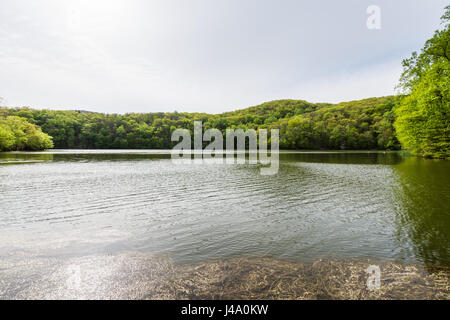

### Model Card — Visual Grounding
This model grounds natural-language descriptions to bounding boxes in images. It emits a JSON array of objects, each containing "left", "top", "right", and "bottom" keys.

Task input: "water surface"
[{"left": 1, "top": 150, "right": 448, "bottom": 267}]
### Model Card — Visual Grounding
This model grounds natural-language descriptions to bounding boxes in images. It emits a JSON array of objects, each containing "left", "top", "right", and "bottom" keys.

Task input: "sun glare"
[{"left": 65, "top": 0, "right": 127, "bottom": 35}]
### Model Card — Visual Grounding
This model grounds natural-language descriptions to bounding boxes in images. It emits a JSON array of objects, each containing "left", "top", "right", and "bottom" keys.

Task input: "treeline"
[
  {"left": 0, "top": 116, "right": 53, "bottom": 151},
  {"left": 0, "top": 96, "right": 401, "bottom": 151},
  {"left": 271, "top": 97, "right": 401, "bottom": 150}
]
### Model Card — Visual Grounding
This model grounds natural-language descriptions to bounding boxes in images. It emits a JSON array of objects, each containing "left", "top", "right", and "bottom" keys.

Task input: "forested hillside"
[
  {"left": 0, "top": 96, "right": 401, "bottom": 151},
  {"left": 271, "top": 97, "right": 401, "bottom": 150}
]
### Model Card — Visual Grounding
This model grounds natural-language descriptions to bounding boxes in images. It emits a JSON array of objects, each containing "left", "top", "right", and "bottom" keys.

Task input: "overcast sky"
[{"left": 0, "top": 0, "right": 447, "bottom": 114}]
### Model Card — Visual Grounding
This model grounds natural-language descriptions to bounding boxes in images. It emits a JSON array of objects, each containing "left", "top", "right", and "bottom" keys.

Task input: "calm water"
[{"left": 0, "top": 150, "right": 449, "bottom": 269}]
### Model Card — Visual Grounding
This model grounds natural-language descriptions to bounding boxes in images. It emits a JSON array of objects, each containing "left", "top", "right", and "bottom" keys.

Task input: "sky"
[{"left": 0, "top": 0, "right": 447, "bottom": 114}]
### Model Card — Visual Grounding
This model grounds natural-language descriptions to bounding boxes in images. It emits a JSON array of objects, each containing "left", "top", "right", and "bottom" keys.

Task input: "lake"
[{"left": 0, "top": 150, "right": 449, "bottom": 299}]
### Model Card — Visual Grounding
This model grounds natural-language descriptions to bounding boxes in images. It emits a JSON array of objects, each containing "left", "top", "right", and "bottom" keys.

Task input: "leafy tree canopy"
[
  {"left": 0, "top": 116, "right": 54, "bottom": 151},
  {"left": 395, "top": 6, "right": 450, "bottom": 158}
]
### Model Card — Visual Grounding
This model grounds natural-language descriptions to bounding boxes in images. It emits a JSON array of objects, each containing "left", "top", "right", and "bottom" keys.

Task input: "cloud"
[
  {"left": 287, "top": 59, "right": 404, "bottom": 104},
  {"left": 0, "top": 0, "right": 447, "bottom": 113}
]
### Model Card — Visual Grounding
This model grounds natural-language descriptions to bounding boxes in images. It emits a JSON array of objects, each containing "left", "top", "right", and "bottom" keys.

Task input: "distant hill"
[{"left": 0, "top": 96, "right": 402, "bottom": 150}]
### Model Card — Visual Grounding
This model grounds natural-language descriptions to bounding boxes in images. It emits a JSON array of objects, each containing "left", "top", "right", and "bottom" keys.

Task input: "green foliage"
[
  {"left": 0, "top": 96, "right": 401, "bottom": 151},
  {"left": 0, "top": 116, "right": 54, "bottom": 151},
  {"left": 395, "top": 6, "right": 450, "bottom": 158},
  {"left": 0, "top": 124, "right": 15, "bottom": 150},
  {"left": 273, "top": 97, "right": 401, "bottom": 150}
]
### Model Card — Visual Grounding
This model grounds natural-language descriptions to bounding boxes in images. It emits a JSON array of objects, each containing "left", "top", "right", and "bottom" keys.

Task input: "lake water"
[{"left": 0, "top": 150, "right": 449, "bottom": 298}]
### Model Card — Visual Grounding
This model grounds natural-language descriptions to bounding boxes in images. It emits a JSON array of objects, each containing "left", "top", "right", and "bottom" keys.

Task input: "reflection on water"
[
  {"left": 0, "top": 152, "right": 54, "bottom": 164},
  {"left": 0, "top": 150, "right": 449, "bottom": 299},
  {"left": 0, "top": 149, "right": 405, "bottom": 164},
  {"left": 393, "top": 158, "right": 450, "bottom": 267}
]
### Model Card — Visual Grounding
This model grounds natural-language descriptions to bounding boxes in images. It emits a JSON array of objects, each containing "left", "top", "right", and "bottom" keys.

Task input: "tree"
[
  {"left": 0, "top": 116, "right": 53, "bottom": 151},
  {"left": 0, "top": 123, "right": 15, "bottom": 150},
  {"left": 395, "top": 6, "right": 450, "bottom": 158}
]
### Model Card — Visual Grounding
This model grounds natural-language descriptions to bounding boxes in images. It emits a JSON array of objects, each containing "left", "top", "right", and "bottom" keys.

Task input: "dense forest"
[
  {"left": 0, "top": 7, "right": 448, "bottom": 158},
  {"left": 0, "top": 96, "right": 401, "bottom": 152}
]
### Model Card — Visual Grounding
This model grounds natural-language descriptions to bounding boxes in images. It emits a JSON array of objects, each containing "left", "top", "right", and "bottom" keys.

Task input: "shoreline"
[{"left": 1, "top": 252, "right": 448, "bottom": 300}]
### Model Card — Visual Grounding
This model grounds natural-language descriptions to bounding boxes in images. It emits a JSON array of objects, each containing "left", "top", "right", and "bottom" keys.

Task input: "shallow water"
[{"left": 0, "top": 150, "right": 449, "bottom": 298}]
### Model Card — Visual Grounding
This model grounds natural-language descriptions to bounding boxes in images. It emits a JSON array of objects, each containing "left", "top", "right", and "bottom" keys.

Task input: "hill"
[{"left": 0, "top": 96, "right": 401, "bottom": 150}]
